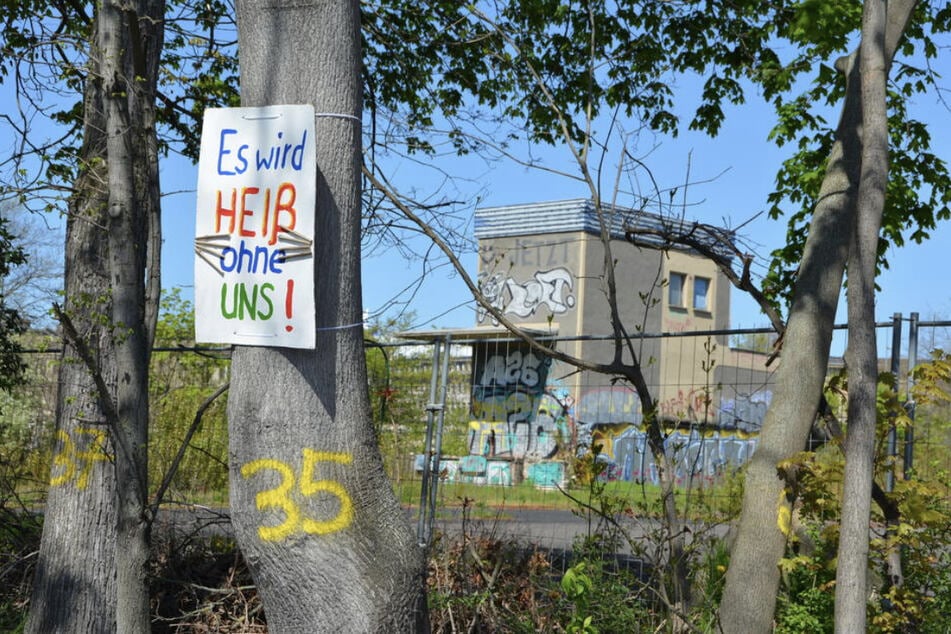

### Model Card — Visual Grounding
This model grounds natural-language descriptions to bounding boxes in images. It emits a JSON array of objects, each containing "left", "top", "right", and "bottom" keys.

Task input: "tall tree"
[
  {"left": 719, "top": 3, "right": 917, "bottom": 631},
  {"left": 26, "top": 0, "right": 165, "bottom": 631},
  {"left": 836, "top": 0, "right": 890, "bottom": 629},
  {"left": 27, "top": 105, "right": 116, "bottom": 633},
  {"left": 228, "top": 1, "right": 428, "bottom": 630},
  {"left": 0, "top": 0, "right": 239, "bottom": 629}
]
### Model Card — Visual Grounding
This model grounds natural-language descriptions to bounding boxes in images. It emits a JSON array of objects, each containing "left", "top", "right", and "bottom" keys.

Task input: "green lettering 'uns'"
[{"left": 220, "top": 282, "right": 275, "bottom": 320}]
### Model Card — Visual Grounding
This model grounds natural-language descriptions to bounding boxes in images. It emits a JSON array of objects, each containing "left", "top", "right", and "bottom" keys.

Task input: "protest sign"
[{"left": 194, "top": 105, "right": 316, "bottom": 348}]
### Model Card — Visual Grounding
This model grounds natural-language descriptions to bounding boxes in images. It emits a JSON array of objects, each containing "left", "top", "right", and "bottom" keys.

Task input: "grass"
[{"left": 393, "top": 474, "right": 743, "bottom": 521}]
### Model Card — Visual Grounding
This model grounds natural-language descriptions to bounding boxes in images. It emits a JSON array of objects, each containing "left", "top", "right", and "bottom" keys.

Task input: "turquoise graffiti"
[{"left": 470, "top": 346, "right": 569, "bottom": 459}]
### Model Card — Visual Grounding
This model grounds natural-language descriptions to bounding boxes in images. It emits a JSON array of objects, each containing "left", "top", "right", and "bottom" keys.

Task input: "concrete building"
[{"left": 412, "top": 199, "right": 774, "bottom": 487}]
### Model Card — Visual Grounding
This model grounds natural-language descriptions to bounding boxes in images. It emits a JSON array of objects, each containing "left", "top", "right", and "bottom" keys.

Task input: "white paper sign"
[{"left": 194, "top": 105, "right": 316, "bottom": 348}]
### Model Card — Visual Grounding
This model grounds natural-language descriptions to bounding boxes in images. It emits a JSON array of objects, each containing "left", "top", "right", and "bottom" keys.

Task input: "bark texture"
[
  {"left": 100, "top": 0, "right": 165, "bottom": 628},
  {"left": 26, "top": 97, "right": 118, "bottom": 634},
  {"left": 229, "top": 1, "right": 428, "bottom": 631},
  {"left": 718, "top": 2, "right": 916, "bottom": 632},
  {"left": 27, "top": 2, "right": 164, "bottom": 632},
  {"left": 836, "top": 0, "right": 889, "bottom": 629}
]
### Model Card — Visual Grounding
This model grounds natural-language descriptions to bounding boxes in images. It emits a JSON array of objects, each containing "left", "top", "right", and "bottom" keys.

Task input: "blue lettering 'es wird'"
[{"left": 216, "top": 128, "right": 308, "bottom": 176}]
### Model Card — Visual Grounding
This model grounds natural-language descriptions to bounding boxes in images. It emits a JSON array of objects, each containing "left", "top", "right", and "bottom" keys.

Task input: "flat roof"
[
  {"left": 474, "top": 198, "right": 735, "bottom": 259},
  {"left": 396, "top": 323, "right": 559, "bottom": 343}
]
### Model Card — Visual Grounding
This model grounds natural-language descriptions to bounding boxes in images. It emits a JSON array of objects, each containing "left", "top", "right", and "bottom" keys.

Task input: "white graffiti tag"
[{"left": 478, "top": 268, "right": 576, "bottom": 324}]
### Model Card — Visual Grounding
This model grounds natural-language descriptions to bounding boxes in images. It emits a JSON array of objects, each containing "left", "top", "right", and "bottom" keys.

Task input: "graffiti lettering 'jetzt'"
[{"left": 477, "top": 268, "right": 575, "bottom": 324}]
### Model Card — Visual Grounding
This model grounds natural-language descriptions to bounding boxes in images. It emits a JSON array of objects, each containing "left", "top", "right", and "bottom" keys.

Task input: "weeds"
[
  {"left": 0, "top": 505, "right": 39, "bottom": 634},
  {"left": 0, "top": 426, "right": 43, "bottom": 634},
  {"left": 151, "top": 514, "right": 265, "bottom": 633}
]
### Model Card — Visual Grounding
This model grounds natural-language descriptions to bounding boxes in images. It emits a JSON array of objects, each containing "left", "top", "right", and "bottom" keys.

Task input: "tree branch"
[
  {"left": 52, "top": 302, "right": 120, "bottom": 430},
  {"left": 149, "top": 382, "right": 230, "bottom": 522}
]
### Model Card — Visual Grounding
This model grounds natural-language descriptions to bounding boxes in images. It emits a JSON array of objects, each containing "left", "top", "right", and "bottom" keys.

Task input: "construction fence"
[
  {"left": 8, "top": 314, "right": 951, "bottom": 549},
  {"left": 388, "top": 315, "right": 951, "bottom": 542}
]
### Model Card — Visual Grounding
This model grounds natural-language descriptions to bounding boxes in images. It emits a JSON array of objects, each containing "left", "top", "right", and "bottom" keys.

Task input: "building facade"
[{"left": 419, "top": 199, "right": 774, "bottom": 487}]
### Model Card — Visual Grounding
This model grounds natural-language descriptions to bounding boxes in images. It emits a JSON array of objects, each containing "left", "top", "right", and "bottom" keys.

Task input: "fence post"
[
  {"left": 887, "top": 313, "right": 902, "bottom": 492},
  {"left": 415, "top": 334, "right": 452, "bottom": 547},
  {"left": 903, "top": 312, "right": 918, "bottom": 480},
  {"left": 417, "top": 338, "right": 443, "bottom": 547},
  {"left": 425, "top": 334, "right": 452, "bottom": 544}
]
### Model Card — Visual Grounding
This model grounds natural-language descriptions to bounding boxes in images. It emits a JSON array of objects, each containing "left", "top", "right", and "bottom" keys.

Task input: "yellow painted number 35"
[{"left": 240, "top": 449, "right": 354, "bottom": 541}]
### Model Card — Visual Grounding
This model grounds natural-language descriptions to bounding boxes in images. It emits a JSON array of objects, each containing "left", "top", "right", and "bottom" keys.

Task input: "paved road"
[
  {"left": 428, "top": 507, "right": 600, "bottom": 549},
  {"left": 156, "top": 505, "right": 612, "bottom": 550},
  {"left": 155, "top": 504, "right": 726, "bottom": 557}
]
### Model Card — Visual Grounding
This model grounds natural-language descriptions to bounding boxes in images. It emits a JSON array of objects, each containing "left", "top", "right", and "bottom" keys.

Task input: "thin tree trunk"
[
  {"left": 229, "top": 1, "right": 428, "bottom": 631},
  {"left": 100, "top": 3, "right": 149, "bottom": 630},
  {"left": 719, "top": 3, "right": 916, "bottom": 632},
  {"left": 719, "top": 53, "right": 862, "bottom": 634},
  {"left": 836, "top": 0, "right": 889, "bottom": 629},
  {"left": 101, "top": 2, "right": 164, "bottom": 630}
]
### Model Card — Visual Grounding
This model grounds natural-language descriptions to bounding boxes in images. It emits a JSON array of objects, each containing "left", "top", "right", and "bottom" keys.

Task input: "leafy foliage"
[
  {"left": 0, "top": 215, "right": 26, "bottom": 391},
  {"left": 159, "top": 0, "right": 240, "bottom": 160},
  {"left": 775, "top": 354, "right": 951, "bottom": 632},
  {"left": 149, "top": 288, "right": 230, "bottom": 498},
  {"left": 0, "top": 0, "right": 241, "bottom": 209},
  {"left": 4, "top": 2, "right": 948, "bottom": 309},
  {"left": 0, "top": 336, "right": 57, "bottom": 487},
  {"left": 364, "top": 1, "right": 951, "bottom": 308}
]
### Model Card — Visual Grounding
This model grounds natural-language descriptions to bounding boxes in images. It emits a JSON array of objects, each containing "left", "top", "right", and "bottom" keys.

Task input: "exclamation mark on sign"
[{"left": 285, "top": 279, "right": 294, "bottom": 332}]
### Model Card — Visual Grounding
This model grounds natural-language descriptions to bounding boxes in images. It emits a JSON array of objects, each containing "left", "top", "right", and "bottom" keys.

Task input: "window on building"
[
  {"left": 668, "top": 272, "right": 686, "bottom": 308},
  {"left": 693, "top": 276, "right": 711, "bottom": 311}
]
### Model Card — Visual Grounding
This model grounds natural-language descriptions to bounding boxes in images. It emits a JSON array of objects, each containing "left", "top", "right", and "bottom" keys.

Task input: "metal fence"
[
  {"left": 10, "top": 314, "right": 951, "bottom": 552},
  {"left": 397, "top": 314, "right": 951, "bottom": 547}
]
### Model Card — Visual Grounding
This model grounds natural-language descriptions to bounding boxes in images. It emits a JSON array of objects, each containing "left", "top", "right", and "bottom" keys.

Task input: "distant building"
[{"left": 410, "top": 199, "right": 774, "bottom": 487}]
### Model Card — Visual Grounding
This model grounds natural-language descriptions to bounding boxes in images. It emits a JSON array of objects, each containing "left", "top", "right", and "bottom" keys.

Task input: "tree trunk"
[
  {"left": 719, "top": 54, "right": 861, "bottom": 634},
  {"left": 836, "top": 0, "right": 889, "bottom": 629},
  {"left": 229, "top": 1, "right": 428, "bottom": 631},
  {"left": 718, "top": 2, "right": 916, "bottom": 632},
  {"left": 99, "top": 0, "right": 164, "bottom": 630},
  {"left": 26, "top": 102, "right": 118, "bottom": 634},
  {"left": 643, "top": 412, "right": 691, "bottom": 629},
  {"left": 27, "top": 2, "right": 164, "bottom": 632}
]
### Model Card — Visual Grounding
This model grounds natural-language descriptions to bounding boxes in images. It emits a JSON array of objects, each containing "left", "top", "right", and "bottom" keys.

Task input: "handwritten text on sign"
[{"left": 194, "top": 105, "right": 316, "bottom": 348}]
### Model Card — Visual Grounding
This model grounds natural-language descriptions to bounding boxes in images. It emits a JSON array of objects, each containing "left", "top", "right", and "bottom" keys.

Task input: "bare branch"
[{"left": 149, "top": 382, "right": 229, "bottom": 522}]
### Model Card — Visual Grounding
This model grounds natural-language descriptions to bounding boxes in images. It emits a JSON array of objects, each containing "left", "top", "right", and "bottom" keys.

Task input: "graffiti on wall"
[
  {"left": 459, "top": 336, "right": 773, "bottom": 487},
  {"left": 415, "top": 454, "right": 567, "bottom": 488},
  {"left": 477, "top": 268, "right": 576, "bottom": 325},
  {"left": 719, "top": 390, "right": 772, "bottom": 433},
  {"left": 579, "top": 386, "right": 771, "bottom": 485},
  {"left": 470, "top": 346, "right": 570, "bottom": 459},
  {"left": 574, "top": 386, "right": 642, "bottom": 458},
  {"left": 547, "top": 384, "right": 768, "bottom": 486},
  {"left": 576, "top": 386, "right": 642, "bottom": 426},
  {"left": 658, "top": 388, "right": 716, "bottom": 422},
  {"left": 607, "top": 427, "right": 759, "bottom": 485}
]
